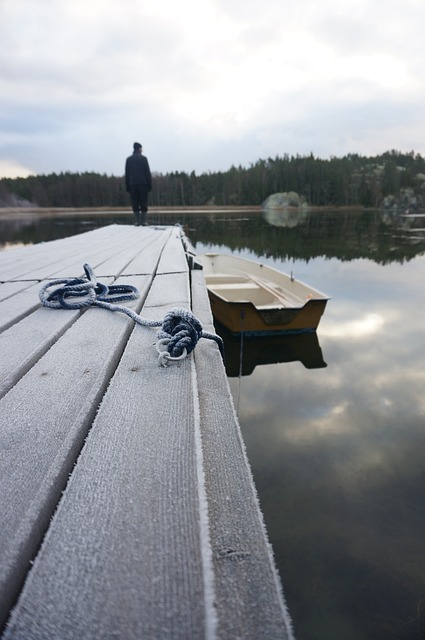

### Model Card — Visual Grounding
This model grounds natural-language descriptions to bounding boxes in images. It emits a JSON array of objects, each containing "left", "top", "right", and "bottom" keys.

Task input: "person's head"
[{"left": 133, "top": 142, "right": 142, "bottom": 153}]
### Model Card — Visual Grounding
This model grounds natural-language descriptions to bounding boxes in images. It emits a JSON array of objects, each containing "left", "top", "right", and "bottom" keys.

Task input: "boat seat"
[
  {"left": 205, "top": 275, "right": 249, "bottom": 285},
  {"left": 257, "top": 301, "right": 297, "bottom": 309},
  {"left": 208, "top": 282, "right": 260, "bottom": 291}
]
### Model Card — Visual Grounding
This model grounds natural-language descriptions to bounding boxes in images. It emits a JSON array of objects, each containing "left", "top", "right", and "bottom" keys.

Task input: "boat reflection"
[{"left": 214, "top": 323, "right": 327, "bottom": 376}]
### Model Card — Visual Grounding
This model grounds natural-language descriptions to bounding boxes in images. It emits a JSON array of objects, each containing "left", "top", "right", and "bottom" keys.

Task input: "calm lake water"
[{"left": 2, "top": 208, "right": 425, "bottom": 640}]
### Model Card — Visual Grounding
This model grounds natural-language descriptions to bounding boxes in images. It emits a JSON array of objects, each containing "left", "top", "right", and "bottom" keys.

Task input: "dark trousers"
[{"left": 129, "top": 185, "right": 149, "bottom": 224}]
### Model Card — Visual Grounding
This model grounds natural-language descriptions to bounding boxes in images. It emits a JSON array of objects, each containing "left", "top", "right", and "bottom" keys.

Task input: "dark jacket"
[{"left": 125, "top": 152, "right": 152, "bottom": 191}]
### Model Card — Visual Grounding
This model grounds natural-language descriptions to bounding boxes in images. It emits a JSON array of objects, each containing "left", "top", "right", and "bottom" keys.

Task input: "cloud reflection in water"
[
  {"left": 232, "top": 253, "right": 425, "bottom": 639},
  {"left": 322, "top": 312, "right": 384, "bottom": 338}
]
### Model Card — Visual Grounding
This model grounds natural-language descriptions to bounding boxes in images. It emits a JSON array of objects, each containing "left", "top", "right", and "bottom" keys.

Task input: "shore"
[
  {"left": 0, "top": 204, "right": 371, "bottom": 219},
  {"left": 0, "top": 206, "right": 259, "bottom": 219}
]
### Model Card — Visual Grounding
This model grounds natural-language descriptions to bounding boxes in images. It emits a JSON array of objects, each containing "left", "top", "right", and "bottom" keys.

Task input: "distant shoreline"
[{"left": 0, "top": 204, "right": 372, "bottom": 218}]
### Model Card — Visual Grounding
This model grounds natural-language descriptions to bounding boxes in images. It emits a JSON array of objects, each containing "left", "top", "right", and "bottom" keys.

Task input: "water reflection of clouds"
[
  {"left": 238, "top": 347, "right": 425, "bottom": 637},
  {"left": 202, "top": 225, "right": 425, "bottom": 638},
  {"left": 321, "top": 312, "right": 384, "bottom": 338},
  {"left": 238, "top": 315, "right": 425, "bottom": 452}
]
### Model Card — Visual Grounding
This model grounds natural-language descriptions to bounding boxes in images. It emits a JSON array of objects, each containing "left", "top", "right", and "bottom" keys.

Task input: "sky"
[{"left": 1, "top": 0, "right": 424, "bottom": 179}]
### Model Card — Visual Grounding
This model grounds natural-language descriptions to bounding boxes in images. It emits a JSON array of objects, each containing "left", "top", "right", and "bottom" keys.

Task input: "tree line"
[{"left": 1, "top": 149, "right": 425, "bottom": 209}]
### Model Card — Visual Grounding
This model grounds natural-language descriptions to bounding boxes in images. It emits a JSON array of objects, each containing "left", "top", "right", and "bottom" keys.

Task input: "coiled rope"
[{"left": 39, "top": 263, "right": 224, "bottom": 366}]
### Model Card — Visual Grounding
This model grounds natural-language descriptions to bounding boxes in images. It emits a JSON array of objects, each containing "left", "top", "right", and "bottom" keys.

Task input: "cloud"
[
  {"left": 1, "top": 0, "right": 425, "bottom": 178},
  {"left": 0, "top": 160, "right": 34, "bottom": 179}
]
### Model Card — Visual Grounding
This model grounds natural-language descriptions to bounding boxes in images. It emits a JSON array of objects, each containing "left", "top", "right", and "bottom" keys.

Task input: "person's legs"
[
  {"left": 129, "top": 185, "right": 149, "bottom": 225},
  {"left": 129, "top": 186, "right": 141, "bottom": 225},
  {"left": 139, "top": 187, "right": 149, "bottom": 225}
]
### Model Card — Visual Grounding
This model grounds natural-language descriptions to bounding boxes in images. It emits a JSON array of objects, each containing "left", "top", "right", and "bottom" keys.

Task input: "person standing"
[{"left": 125, "top": 142, "right": 152, "bottom": 226}]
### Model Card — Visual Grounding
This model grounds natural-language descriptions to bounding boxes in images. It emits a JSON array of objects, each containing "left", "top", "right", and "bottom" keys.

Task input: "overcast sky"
[{"left": 1, "top": 0, "right": 424, "bottom": 178}]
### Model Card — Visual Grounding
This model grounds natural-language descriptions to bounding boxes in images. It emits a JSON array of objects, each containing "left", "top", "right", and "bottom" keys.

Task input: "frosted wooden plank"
[
  {"left": 156, "top": 225, "right": 189, "bottom": 274},
  {"left": 0, "top": 226, "right": 119, "bottom": 275},
  {"left": 120, "top": 227, "right": 173, "bottom": 275},
  {"left": 0, "top": 281, "right": 38, "bottom": 303},
  {"left": 0, "top": 274, "right": 151, "bottom": 629},
  {"left": 0, "top": 307, "right": 79, "bottom": 399},
  {"left": 29, "top": 227, "right": 164, "bottom": 281},
  {"left": 87, "top": 231, "right": 161, "bottom": 277},
  {"left": 2, "top": 273, "right": 214, "bottom": 640},
  {"left": 0, "top": 232, "right": 109, "bottom": 281},
  {"left": 0, "top": 225, "right": 168, "bottom": 282},
  {"left": 5, "top": 235, "right": 131, "bottom": 281},
  {"left": 75, "top": 228, "right": 172, "bottom": 279},
  {"left": 0, "top": 282, "right": 42, "bottom": 334},
  {"left": 191, "top": 269, "right": 294, "bottom": 640},
  {"left": 105, "top": 227, "right": 172, "bottom": 277},
  {"left": 0, "top": 273, "right": 112, "bottom": 398},
  {"left": 44, "top": 227, "right": 162, "bottom": 280},
  {"left": 0, "top": 245, "right": 51, "bottom": 272},
  {"left": 0, "top": 225, "right": 136, "bottom": 281}
]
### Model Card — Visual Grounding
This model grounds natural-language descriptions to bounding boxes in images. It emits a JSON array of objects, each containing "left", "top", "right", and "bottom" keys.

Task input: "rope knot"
[{"left": 158, "top": 309, "right": 203, "bottom": 358}]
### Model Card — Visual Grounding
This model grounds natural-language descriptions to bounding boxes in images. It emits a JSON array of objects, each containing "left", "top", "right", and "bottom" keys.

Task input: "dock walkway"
[{"left": 0, "top": 224, "right": 293, "bottom": 640}]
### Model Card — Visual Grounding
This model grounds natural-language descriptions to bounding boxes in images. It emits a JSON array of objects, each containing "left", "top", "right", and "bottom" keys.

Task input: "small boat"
[{"left": 196, "top": 253, "right": 330, "bottom": 336}]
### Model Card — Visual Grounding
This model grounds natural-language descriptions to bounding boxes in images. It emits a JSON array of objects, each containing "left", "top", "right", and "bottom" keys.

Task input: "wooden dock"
[{"left": 0, "top": 224, "right": 294, "bottom": 640}]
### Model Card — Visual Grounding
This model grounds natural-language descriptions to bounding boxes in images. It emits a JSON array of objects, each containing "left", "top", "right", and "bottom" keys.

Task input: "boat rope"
[
  {"left": 235, "top": 308, "right": 246, "bottom": 417},
  {"left": 39, "top": 263, "right": 224, "bottom": 366}
]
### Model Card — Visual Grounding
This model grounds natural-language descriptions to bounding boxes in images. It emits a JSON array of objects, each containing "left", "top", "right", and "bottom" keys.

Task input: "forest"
[{"left": 1, "top": 149, "right": 425, "bottom": 210}]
